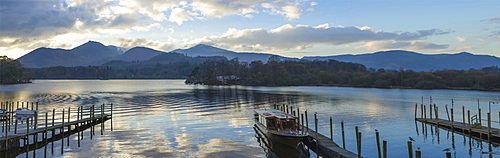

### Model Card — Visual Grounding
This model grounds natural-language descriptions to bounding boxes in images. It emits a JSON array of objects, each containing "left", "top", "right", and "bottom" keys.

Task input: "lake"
[{"left": 1, "top": 80, "right": 499, "bottom": 157}]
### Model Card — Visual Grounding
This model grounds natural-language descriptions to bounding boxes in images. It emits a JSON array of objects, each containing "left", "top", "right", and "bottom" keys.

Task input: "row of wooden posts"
[
  {"left": 1, "top": 101, "right": 113, "bottom": 157},
  {"left": 415, "top": 102, "right": 498, "bottom": 143},
  {"left": 274, "top": 103, "right": 388, "bottom": 158},
  {"left": 274, "top": 103, "right": 461, "bottom": 158}
]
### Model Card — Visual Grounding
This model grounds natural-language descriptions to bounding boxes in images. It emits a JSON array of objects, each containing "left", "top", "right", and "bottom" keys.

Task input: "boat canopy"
[{"left": 254, "top": 109, "right": 296, "bottom": 119}]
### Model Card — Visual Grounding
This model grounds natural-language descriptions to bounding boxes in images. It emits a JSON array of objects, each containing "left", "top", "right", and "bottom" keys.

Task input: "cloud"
[
  {"left": 113, "top": 37, "right": 177, "bottom": 51},
  {"left": 355, "top": 40, "right": 449, "bottom": 51},
  {"left": 190, "top": 23, "right": 450, "bottom": 52},
  {"left": 169, "top": 8, "right": 195, "bottom": 25}
]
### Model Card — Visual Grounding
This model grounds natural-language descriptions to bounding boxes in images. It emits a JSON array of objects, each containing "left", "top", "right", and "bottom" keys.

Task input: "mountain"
[
  {"left": 172, "top": 44, "right": 299, "bottom": 63},
  {"left": 18, "top": 41, "right": 120, "bottom": 68},
  {"left": 102, "top": 52, "right": 226, "bottom": 68},
  {"left": 302, "top": 50, "right": 500, "bottom": 71},
  {"left": 111, "top": 47, "right": 164, "bottom": 62}
]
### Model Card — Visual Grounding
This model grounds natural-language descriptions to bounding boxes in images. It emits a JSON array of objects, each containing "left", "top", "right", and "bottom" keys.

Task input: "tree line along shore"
[{"left": 2, "top": 55, "right": 499, "bottom": 91}]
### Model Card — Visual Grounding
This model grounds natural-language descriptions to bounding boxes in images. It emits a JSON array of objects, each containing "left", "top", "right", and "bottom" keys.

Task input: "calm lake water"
[{"left": 1, "top": 80, "right": 499, "bottom": 158}]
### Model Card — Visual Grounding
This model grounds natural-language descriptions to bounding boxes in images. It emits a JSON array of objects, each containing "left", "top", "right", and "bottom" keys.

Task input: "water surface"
[{"left": 1, "top": 80, "right": 499, "bottom": 157}]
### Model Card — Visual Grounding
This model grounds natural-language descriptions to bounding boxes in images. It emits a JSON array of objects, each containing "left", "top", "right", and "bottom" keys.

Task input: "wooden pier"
[
  {"left": 415, "top": 117, "right": 500, "bottom": 144},
  {"left": 1, "top": 114, "right": 111, "bottom": 151},
  {"left": 303, "top": 127, "right": 359, "bottom": 158}
]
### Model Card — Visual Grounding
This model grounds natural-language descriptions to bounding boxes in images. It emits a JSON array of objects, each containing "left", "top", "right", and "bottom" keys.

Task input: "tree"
[{"left": 0, "top": 56, "right": 32, "bottom": 84}]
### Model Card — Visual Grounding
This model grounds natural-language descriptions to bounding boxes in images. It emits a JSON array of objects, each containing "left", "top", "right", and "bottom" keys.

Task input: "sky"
[{"left": 1, "top": 0, "right": 499, "bottom": 59}]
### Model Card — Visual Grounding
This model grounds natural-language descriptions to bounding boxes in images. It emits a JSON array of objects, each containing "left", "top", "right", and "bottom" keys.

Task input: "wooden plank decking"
[
  {"left": 415, "top": 117, "right": 500, "bottom": 144},
  {"left": 303, "top": 127, "right": 359, "bottom": 158}
]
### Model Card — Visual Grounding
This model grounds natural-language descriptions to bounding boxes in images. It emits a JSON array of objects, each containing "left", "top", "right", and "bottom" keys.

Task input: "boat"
[
  {"left": 13, "top": 107, "right": 38, "bottom": 115},
  {"left": 0, "top": 109, "right": 8, "bottom": 120},
  {"left": 254, "top": 108, "right": 308, "bottom": 147}
]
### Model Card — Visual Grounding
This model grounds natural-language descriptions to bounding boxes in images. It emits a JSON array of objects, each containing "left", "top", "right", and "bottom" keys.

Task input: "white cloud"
[
  {"left": 355, "top": 40, "right": 448, "bottom": 51},
  {"left": 113, "top": 37, "right": 177, "bottom": 51},
  {"left": 189, "top": 24, "right": 450, "bottom": 52},
  {"left": 169, "top": 8, "right": 195, "bottom": 25}
]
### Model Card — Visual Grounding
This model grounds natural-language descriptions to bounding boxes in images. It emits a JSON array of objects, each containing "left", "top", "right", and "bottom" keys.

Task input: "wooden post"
[
  {"left": 407, "top": 141, "right": 413, "bottom": 158},
  {"left": 424, "top": 105, "right": 426, "bottom": 122},
  {"left": 488, "top": 113, "right": 491, "bottom": 142},
  {"left": 434, "top": 104, "right": 438, "bottom": 119},
  {"left": 62, "top": 109, "right": 65, "bottom": 139},
  {"left": 330, "top": 116, "right": 333, "bottom": 140},
  {"left": 376, "top": 131, "right": 381, "bottom": 158},
  {"left": 357, "top": 132, "right": 362, "bottom": 158},
  {"left": 468, "top": 110, "right": 471, "bottom": 133},
  {"left": 301, "top": 114, "right": 304, "bottom": 134},
  {"left": 45, "top": 112, "right": 48, "bottom": 146},
  {"left": 415, "top": 150, "right": 421, "bottom": 158},
  {"left": 420, "top": 104, "right": 423, "bottom": 118},
  {"left": 446, "top": 152, "right": 451, "bottom": 158},
  {"left": 101, "top": 104, "right": 104, "bottom": 135},
  {"left": 462, "top": 106, "right": 465, "bottom": 133},
  {"left": 414, "top": 103, "right": 417, "bottom": 119},
  {"left": 305, "top": 110, "right": 308, "bottom": 130},
  {"left": 26, "top": 118, "right": 29, "bottom": 154},
  {"left": 479, "top": 109, "right": 482, "bottom": 124},
  {"left": 341, "top": 121, "right": 346, "bottom": 149},
  {"left": 430, "top": 104, "right": 433, "bottom": 120},
  {"left": 451, "top": 108, "right": 454, "bottom": 131},
  {"left": 110, "top": 104, "right": 113, "bottom": 131},
  {"left": 383, "top": 140, "right": 387, "bottom": 158},
  {"left": 14, "top": 119, "right": 17, "bottom": 134},
  {"left": 77, "top": 107, "right": 81, "bottom": 147}
]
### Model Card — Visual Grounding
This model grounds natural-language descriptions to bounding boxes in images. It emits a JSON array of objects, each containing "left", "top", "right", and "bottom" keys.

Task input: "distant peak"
[
  {"left": 457, "top": 52, "right": 472, "bottom": 55},
  {"left": 194, "top": 44, "right": 213, "bottom": 48}
]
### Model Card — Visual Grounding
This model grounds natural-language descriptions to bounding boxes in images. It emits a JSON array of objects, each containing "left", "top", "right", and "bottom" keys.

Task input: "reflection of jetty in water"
[{"left": 415, "top": 103, "right": 500, "bottom": 157}]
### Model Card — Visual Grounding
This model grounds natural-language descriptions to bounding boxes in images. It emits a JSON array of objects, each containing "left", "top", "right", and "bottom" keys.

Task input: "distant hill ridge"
[{"left": 17, "top": 41, "right": 500, "bottom": 71}]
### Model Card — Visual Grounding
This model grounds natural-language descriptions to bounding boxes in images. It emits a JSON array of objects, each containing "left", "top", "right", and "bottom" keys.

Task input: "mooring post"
[
  {"left": 383, "top": 140, "right": 387, "bottom": 158},
  {"left": 355, "top": 126, "right": 360, "bottom": 157},
  {"left": 77, "top": 107, "right": 81, "bottom": 147},
  {"left": 314, "top": 112, "right": 319, "bottom": 158},
  {"left": 62, "top": 109, "right": 65, "bottom": 139},
  {"left": 430, "top": 104, "right": 433, "bottom": 120},
  {"left": 445, "top": 152, "right": 451, "bottom": 158},
  {"left": 305, "top": 110, "right": 308, "bottom": 131},
  {"left": 415, "top": 150, "right": 421, "bottom": 158},
  {"left": 414, "top": 104, "right": 417, "bottom": 119},
  {"left": 301, "top": 114, "right": 304, "bottom": 134},
  {"left": 488, "top": 113, "right": 491, "bottom": 142},
  {"left": 111, "top": 103, "right": 113, "bottom": 131},
  {"left": 376, "top": 130, "right": 381, "bottom": 158},
  {"left": 330, "top": 116, "right": 333, "bottom": 140},
  {"left": 341, "top": 121, "right": 346, "bottom": 149},
  {"left": 407, "top": 141, "right": 413, "bottom": 158},
  {"left": 468, "top": 110, "right": 471, "bottom": 133},
  {"left": 479, "top": 109, "right": 482, "bottom": 124},
  {"left": 26, "top": 118, "right": 30, "bottom": 154},
  {"left": 52, "top": 109, "right": 55, "bottom": 144},
  {"left": 424, "top": 105, "right": 426, "bottom": 122},
  {"left": 68, "top": 107, "right": 71, "bottom": 132},
  {"left": 14, "top": 119, "right": 18, "bottom": 134},
  {"left": 451, "top": 108, "right": 454, "bottom": 131},
  {"left": 45, "top": 112, "right": 48, "bottom": 146},
  {"left": 420, "top": 104, "right": 423, "bottom": 118},
  {"left": 434, "top": 104, "right": 438, "bottom": 120},
  {"left": 101, "top": 104, "right": 104, "bottom": 135},
  {"left": 357, "top": 132, "right": 362, "bottom": 158}
]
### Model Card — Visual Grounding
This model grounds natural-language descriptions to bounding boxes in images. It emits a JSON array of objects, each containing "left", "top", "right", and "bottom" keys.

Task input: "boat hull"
[{"left": 254, "top": 120, "right": 307, "bottom": 147}]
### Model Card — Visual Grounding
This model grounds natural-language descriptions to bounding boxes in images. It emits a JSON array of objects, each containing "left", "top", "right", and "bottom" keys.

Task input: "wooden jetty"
[
  {"left": 415, "top": 117, "right": 500, "bottom": 144},
  {"left": 272, "top": 103, "right": 360, "bottom": 158},
  {"left": 1, "top": 114, "right": 111, "bottom": 151},
  {"left": 415, "top": 103, "right": 500, "bottom": 144},
  {"left": 303, "top": 126, "right": 359, "bottom": 158}
]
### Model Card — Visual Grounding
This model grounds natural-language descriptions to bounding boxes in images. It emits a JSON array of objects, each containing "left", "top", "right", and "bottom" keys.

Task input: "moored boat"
[
  {"left": 254, "top": 108, "right": 308, "bottom": 147},
  {"left": 13, "top": 107, "right": 38, "bottom": 115}
]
